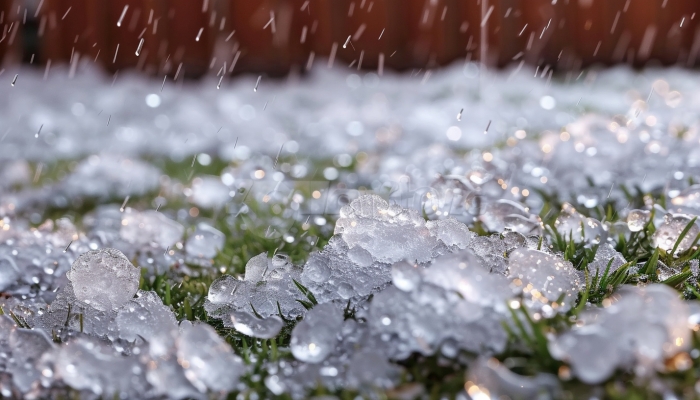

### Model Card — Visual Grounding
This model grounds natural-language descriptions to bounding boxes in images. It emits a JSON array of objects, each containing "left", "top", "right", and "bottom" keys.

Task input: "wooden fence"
[{"left": 1, "top": 0, "right": 699, "bottom": 76}]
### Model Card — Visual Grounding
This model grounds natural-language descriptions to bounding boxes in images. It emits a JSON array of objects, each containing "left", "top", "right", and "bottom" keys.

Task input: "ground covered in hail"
[{"left": 2, "top": 61, "right": 700, "bottom": 399}]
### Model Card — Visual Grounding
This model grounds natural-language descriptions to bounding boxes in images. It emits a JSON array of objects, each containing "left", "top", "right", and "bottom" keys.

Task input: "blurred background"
[{"left": 1, "top": 0, "right": 699, "bottom": 78}]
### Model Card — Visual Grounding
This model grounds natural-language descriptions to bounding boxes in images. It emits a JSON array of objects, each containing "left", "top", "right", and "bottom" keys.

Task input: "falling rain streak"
[
  {"left": 120, "top": 196, "right": 130, "bottom": 212},
  {"left": 135, "top": 38, "right": 144, "bottom": 56},
  {"left": 254, "top": 76, "right": 261, "bottom": 92},
  {"left": 117, "top": 5, "right": 128, "bottom": 27}
]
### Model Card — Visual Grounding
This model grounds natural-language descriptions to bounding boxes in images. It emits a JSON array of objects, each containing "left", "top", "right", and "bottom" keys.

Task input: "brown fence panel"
[
  {"left": 225, "top": 0, "right": 316, "bottom": 76},
  {"left": 402, "top": 0, "right": 462, "bottom": 68},
  {"left": 37, "top": 0, "right": 214, "bottom": 77},
  {"left": 8, "top": 0, "right": 700, "bottom": 74},
  {"left": 38, "top": 0, "right": 107, "bottom": 67},
  {"left": 565, "top": 0, "right": 626, "bottom": 67},
  {"left": 166, "top": 0, "right": 214, "bottom": 77},
  {"left": 451, "top": 0, "right": 532, "bottom": 68},
  {"left": 1, "top": 0, "right": 21, "bottom": 65},
  {"left": 328, "top": 0, "right": 409, "bottom": 70}
]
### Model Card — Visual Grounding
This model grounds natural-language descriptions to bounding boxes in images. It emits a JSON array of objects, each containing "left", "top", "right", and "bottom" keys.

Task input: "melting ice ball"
[
  {"left": 290, "top": 303, "right": 344, "bottom": 363},
  {"left": 554, "top": 202, "right": 607, "bottom": 245},
  {"left": 652, "top": 213, "right": 700, "bottom": 254},
  {"left": 626, "top": 209, "right": 651, "bottom": 232},
  {"left": 67, "top": 249, "right": 140, "bottom": 311}
]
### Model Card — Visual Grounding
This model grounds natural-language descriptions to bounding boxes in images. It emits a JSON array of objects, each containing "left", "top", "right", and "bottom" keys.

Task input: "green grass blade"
[
  {"left": 671, "top": 217, "right": 697, "bottom": 256},
  {"left": 574, "top": 268, "right": 590, "bottom": 315},
  {"left": 642, "top": 248, "right": 660, "bottom": 276},
  {"left": 661, "top": 270, "right": 692, "bottom": 287},
  {"left": 292, "top": 278, "right": 318, "bottom": 305}
]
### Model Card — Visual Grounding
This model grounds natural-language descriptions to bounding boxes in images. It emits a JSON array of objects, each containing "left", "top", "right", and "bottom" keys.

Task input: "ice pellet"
[
  {"left": 120, "top": 209, "right": 184, "bottom": 249},
  {"left": 185, "top": 222, "right": 225, "bottom": 259},
  {"left": 206, "top": 253, "right": 306, "bottom": 321},
  {"left": 176, "top": 322, "right": 245, "bottom": 393},
  {"left": 334, "top": 194, "right": 438, "bottom": 264},
  {"left": 554, "top": 202, "right": 608, "bottom": 245},
  {"left": 67, "top": 248, "right": 140, "bottom": 311},
  {"left": 508, "top": 248, "right": 582, "bottom": 312},
  {"left": 549, "top": 284, "right": 691, "bottom": 384},
  {"left": 652, "top": 213, "right": 700, "bottom": 254},
  {"left": 626, "top": 209, "right": 651, "bottom": 232},
  {"left": 291, "top": 303, "right": 344, "bottom": 363},
  {"left": 230, "top": 311, "right": 284, "bottom": 338}
]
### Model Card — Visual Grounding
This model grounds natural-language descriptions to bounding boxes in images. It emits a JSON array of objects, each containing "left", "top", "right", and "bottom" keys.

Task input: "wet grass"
[{"left": 15, "top": 154, "right": 700, "bottom": 399}]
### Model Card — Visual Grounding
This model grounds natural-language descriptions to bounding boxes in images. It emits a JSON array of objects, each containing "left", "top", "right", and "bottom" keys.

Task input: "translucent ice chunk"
[
  {"left": 467, "top": 231, "right": 543, "bottom": 275},
  {"left": 230, "top": 311, "right": 284, "bottom": 338},
  {"left": 271, "top": 318, "right": 400, "bottom": 396},
  {"left": 8, "top": 328, "right": 54, "bottom": 393},
  {"left": 111, "top": 290, "right": 178, "bottom": 356},
  {"left": 67, "top": 248, "right": 140, "bottom": 311},
  {"left": 36, "top": 283, "right": 115, "bottom": 338},
  {"left": 347, "top": 246, "right": 374, "bottom": 267},
  {"left": 49, "top": 336, "right": 149, "bottom": 397},
  {"left": 291, "top": 303, "right": 344, "bottom": 363},
  {"left": 206, "top": 253, "right": 305, "bottom": 320},
  {"left": 368, "top": 250, "right": 513, "bottom": 360},
  {"left": 549, "top": 284, "right": 691, "bottom": 383},
  {"left": 185, "top": 223, "right": 225, "bottom": 259},
  {"left": 369, "top": 284, "right": 507, "bottom": 359},
  {"left": 145, "top": 354, "right": 201, "bottom": 399},
  {"left": 652, "top": 204, "right": 668, "bottom": 227},
  {"left": 465, "top": 167, "right": 493, "bottom": 186},
  {"left": 334, "top": 195, "right": 438, "bottom": 263},
  {"left": 652, "top": 213, "right": 700, "bottom": 254},
  {"left": 550, "top": 324, "right": 620, "bottom": 384},
  {"left": 61, "top": 155, "right": 160, "bottom": 200},
  {"left": 0, "top": 254, "right": 20, "bottom": 292},
  {"left": 466, "top": 357, "right": 561, "bottom": 400},
  {"left": 671, "top": 184, "right": 700, "bottom": 211},
  {"left": 426, "top": 218, "right": 475, "bottom": 249},
  {"left": 244, "top": 253, "right": 270, "bottom": 282},
  {"left": 0, "top": 229, "right": 74, "bottom": 297},
  {"left": 345, "top": 350, "right": 399, "bottom": 390},
  {"left": 301, "top": 236, "right": 393, "bottom": 303},
  {"left": 508, "top": 248, "right": 582, "bottom": 312},
  {"left": 626, "top": 209, "right": 651, "bottom": 232},
  {"left": 190, "top": 175, "right": 231, "bottom": 209},
  {"left": 177, "top": 322, "right": 245, "bottom": 393},
  {"left": 554, "top": 203, "right": 608, "bottom": 245},
  {"left": 391, "top": 261, "right": 422, "bottom": 292},
  {"left": 303, "top": 255, "right": 332, "bottom": 284},
  {"left": 421, "top": 175, "right": 477, "bottom": 220},
  {"left": 586, "top": 243, "right": 627, "bottom": 277},
  {"left": 424, "top": 250, "right": 514, "bottom": 308},
  {"left": 480, "top": 199, "right": 543, "bottom": 236},
  {"left": 120, "top": 209, "right": 184, "bottom": 249},
  {"left": 0, "top": 315, "right": 15, "bottom": 370},
  {"left": 207, "top": 274, "right": 244, "bottom": 305}
]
